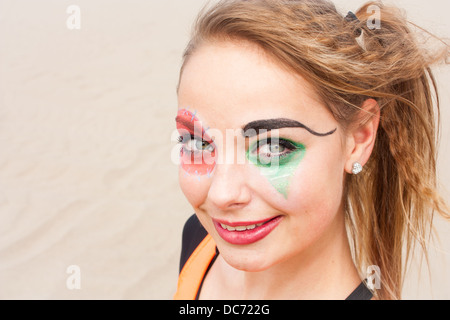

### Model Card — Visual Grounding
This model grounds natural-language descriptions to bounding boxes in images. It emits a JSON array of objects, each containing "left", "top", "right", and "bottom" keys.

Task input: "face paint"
[
  {"left": 176, "top": 109, "right": 216, "bottom": 177},
  {"left": 246, "top": 137, "right": 305, "bottom": 198}
]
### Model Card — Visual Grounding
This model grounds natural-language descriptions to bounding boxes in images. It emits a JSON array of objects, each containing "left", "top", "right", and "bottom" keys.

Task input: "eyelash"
[{"left": 177, "top": 134, "right": 199, "bottom": 144}]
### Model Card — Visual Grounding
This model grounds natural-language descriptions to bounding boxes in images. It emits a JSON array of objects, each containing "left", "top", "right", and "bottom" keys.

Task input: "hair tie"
[{"left": 345, "top": 11, "right": 362, "bottom": 37}]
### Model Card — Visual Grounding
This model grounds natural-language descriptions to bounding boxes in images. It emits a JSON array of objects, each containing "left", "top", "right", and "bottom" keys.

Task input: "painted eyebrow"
[
  {"left": 175, "top": 116, "right": 204, "bottom": 133},
  {"left": 175, "top": 116, "right": 192, "bottom": 129},
  {"left": 242, "top": 118, "right": 337, "bottom": 137}
]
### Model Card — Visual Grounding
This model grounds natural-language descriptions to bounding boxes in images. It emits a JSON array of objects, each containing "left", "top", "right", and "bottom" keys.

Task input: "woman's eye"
[
  {"left": 179, "top": 135, "right": 214, "bottom": 153},
  {"left": 259, "top": 143, "right": 286, "bottom": 155},
  {"left": 195, "top": 140, "right": 212, "bottom": 150},
  {"left": 248, "top": 138, "right": 303, "bottom": 167},
  {"left": 256, "top": 140, "right": 290, "bottom": 157}
]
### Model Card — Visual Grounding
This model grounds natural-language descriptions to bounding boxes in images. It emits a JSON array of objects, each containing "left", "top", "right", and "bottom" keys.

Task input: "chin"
[{"left": 219, "top": 245, "right": 278, "bottom": 273}]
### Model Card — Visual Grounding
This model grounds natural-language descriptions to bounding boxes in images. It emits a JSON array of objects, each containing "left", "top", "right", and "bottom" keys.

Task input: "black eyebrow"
[{"left": 242, "top": 118, "right": 337, "bottom": 137}]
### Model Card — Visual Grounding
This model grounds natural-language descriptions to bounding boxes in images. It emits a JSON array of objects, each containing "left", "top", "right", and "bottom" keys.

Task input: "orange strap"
[{"left": 173, "top": 234, "right": 217, "bottom": 300}]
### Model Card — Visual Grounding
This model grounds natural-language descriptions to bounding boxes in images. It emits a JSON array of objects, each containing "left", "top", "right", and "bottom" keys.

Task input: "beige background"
[{"left": 0, "top": 0, "right": 448, "bottom": 299}]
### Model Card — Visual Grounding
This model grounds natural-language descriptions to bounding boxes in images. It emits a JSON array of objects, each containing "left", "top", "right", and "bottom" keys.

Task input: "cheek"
[
  {"left": 178, "top": 143, "right": 216, "bottom": 207},
  {"left": 280, "top": 151, "right": 346, "bottom": 239},
  {"left": 178, "top": 167, "right": 211, "bottom": 208},
  {"left": 180, "top": 147, "right": 216, "bottom": 176},
  {"left": 292, "top": 162, "right": 343, "bottom": 209}
]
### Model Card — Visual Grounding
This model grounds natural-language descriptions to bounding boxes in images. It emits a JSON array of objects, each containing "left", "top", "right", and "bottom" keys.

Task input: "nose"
[{"left": 207, "top": 161, "right": 252, "bottom": 210}]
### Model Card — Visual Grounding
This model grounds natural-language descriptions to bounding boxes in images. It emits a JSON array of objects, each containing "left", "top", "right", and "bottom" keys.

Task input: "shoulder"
[{"left": 179, "top": 214, "right": 209, "bottom": 273}]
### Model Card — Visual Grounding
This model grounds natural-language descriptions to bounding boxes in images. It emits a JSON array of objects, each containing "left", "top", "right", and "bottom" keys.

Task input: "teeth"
[
  {"left": 220, "top": 222, "right": 262, "bottom": 232},
  {"left": 220, "top": 223, "right": 235, "bottom": 231}
]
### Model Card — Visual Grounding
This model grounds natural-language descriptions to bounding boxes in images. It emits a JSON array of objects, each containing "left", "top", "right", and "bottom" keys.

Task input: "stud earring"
[{"left": 352, "top": 162, "right": 363, "bottom": 175}]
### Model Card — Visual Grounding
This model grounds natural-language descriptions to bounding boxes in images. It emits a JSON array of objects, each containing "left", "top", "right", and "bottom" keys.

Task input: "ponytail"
[{"left": 346, "top": 1, "right": 450, "bottom": 299}]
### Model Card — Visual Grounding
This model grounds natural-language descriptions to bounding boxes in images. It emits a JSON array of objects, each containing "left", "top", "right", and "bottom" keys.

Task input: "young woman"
[{"left": 173, "top": 0, "right": 449, "bottom": 300}]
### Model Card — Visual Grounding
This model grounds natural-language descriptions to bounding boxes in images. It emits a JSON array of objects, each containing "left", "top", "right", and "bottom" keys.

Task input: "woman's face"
[{"left": 176, "top": 40, "right": 350, "bottom": 272}]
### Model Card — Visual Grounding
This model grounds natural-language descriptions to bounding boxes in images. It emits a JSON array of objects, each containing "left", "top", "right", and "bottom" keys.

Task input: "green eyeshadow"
[{"left": 246, "top": 138, "right": 305, "bottom": 198}]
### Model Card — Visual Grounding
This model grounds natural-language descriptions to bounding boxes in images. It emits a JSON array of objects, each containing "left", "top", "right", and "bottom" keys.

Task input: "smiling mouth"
[{"left": 213, "top": 215, "right": 283, "bottom": 245}]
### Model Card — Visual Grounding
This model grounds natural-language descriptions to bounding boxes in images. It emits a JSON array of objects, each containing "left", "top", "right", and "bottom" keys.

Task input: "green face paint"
[{"left": 246, "top": 137, "right": 306, "bottom": 198}]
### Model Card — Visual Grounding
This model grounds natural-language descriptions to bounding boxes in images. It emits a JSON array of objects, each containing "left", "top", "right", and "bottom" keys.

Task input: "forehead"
[{"left": 177, "top": 40, "right": 335, "bottom": 130}]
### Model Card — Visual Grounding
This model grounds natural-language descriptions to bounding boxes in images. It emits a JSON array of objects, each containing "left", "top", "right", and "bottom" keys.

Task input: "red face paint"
[{"left": 176, "top": 109, "right": 216, "bottom": 176}]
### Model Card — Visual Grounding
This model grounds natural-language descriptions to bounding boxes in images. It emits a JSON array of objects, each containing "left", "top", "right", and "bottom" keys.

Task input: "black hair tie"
[{"left": 345, "top": 11, "right": 362, "bottom": 37}]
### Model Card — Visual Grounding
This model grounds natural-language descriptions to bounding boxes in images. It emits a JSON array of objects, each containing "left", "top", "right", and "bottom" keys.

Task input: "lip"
[{"left": 213, "top": 215, "right": 283, "bottom": 245}]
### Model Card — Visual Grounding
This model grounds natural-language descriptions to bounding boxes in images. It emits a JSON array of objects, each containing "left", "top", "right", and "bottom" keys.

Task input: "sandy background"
[{"left": 0, "top": 0, "right": 448, "bottom": 299}]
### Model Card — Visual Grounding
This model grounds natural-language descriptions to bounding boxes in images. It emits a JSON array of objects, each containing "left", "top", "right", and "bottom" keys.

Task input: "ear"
[{"left": 344, "top": 99, "right": 380, "bottom": 174}]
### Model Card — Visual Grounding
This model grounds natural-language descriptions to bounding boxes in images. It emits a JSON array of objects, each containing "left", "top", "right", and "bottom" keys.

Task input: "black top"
[{"left": 179, "top": 214, "right": 373, "bottom": 300}]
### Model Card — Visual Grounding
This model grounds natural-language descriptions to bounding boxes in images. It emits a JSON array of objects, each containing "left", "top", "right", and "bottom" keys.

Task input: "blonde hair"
[{"left": 178, "top": 0, "right": 450, "bottom": 299}]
